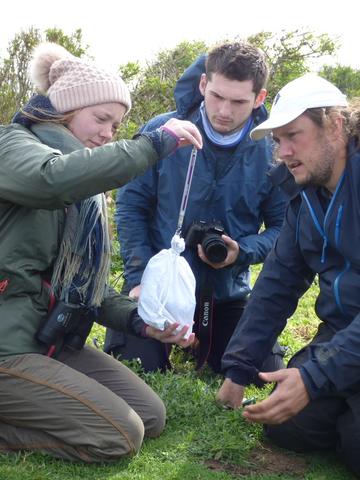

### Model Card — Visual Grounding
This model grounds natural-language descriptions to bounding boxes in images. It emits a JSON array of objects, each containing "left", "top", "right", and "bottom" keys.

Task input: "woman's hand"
[
  {"left": 162, "top": 118, "right": 203, "bottom": 150},
  {"left": 145, "top": 322, "right": 195, "bottom": 348}
]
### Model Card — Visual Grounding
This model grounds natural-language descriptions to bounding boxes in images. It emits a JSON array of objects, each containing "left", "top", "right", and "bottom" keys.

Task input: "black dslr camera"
[{"left": 185, "top": 220, "right": 228, "bottom": 263}]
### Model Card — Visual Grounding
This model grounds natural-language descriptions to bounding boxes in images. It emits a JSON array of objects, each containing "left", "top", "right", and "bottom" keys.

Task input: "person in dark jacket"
[
  {"left": 216, "top": 73, "right": 360, "bottom": 476},
  {"left": 105, "top": 41, "right": 287, "bottom": 374},
  {"left": 0, "top": 42, "right": 202, "bottom": 463}
]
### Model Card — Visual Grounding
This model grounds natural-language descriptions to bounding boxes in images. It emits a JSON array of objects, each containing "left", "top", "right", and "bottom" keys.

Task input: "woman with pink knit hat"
[{"left": 0, "top": 43, "right": 202, "bottom": 462}]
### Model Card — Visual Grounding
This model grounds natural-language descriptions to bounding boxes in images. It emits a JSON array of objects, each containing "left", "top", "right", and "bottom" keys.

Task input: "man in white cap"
[{"left": 216, "top": 73, "right": 360, "bottom": 476}]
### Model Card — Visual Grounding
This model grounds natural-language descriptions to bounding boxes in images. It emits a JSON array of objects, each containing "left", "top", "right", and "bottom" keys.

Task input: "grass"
[{"left": 0, "top": 263, "right": 356, "bottom": 479}]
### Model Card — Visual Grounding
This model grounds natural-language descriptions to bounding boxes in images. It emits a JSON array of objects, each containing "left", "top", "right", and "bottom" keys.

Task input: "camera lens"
[{"left": 202, "top": 234, "right": 227, "bottom": 263}]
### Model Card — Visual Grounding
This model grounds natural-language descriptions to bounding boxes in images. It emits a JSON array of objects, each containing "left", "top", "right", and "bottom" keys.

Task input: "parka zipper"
[
  {"left": 303, "top": 174, "right": 347, "bottom": 313},
  {"left": 334, "top": 259, "right": 350, "bottom": 314},
  {"left": 335, "top": 204, "right": 343, "bottom": 248},
  {"left": 302, "top": 174, "right": 345, "bottom": 264},
  {"left": 302, "top": 192, "right": 327, "bottom": 262}
]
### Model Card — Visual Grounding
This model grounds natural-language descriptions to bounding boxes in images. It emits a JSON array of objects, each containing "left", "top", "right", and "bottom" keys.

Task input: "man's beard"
[{"left": 299, "top": 139, "right": 336, "bottom": 189}]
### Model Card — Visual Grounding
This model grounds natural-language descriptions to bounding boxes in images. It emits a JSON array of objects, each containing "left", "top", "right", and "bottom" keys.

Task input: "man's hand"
[
  {"left": 243, "top": 368, "right": 310, "bottom": 424},
  {"left": 197, "top": 235, "right": 239, "bottom": 269},
  {"left": 129, "top": 284, "right": 141, "bottom": 299},
  {"left": 216, "top": 378, "right": 245, "bottom": 409},
  {"left": 145, "top": 322, "right": 195, "bottom": 348}
]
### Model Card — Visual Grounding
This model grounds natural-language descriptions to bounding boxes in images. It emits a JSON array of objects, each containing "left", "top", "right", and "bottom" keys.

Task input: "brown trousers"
[{"left": 0, "top": 346, "right": 166, "bottom": 462}]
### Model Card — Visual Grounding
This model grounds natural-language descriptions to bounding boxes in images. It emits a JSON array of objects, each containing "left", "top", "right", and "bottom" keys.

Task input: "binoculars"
[{"left": 36, "top": 298, "right": 93, "bottom": 352}]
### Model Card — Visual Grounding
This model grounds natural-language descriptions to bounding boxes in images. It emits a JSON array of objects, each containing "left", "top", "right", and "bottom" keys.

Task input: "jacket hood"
[
  {"left": 173, "top": 54, "right": 268, "bottom": 126},
  {"left": 174, "top": 54, "right": 207, "bottom": 118}
]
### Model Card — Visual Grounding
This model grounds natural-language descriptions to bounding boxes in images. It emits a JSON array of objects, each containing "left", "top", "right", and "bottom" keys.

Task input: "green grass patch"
[{"left": 0, "top": 265, "right": 355, "bottom": 479}]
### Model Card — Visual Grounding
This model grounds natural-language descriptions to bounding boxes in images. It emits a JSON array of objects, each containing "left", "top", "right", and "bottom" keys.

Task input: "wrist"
[
  {"left": 141, "top": 324, "right": 149, "bottom": 338},
  {"left": 128, "top": 310, "right": 148, "bottom": 338},
  {"left": 225, "top": 366, "right": 259, "bottom": 386},
  {"left": 159, "top": 125, "right": 181, "bottom": 144},
  {"left": 142, "top": 127, "right": 180, "bottom": 159}
]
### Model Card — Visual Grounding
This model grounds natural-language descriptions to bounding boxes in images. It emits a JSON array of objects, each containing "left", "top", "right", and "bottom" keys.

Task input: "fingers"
[
  {"left": 163, "top": 119, "right": 203, "bottom": 149},
  {"left": 216, "top": 379, "right": 245, "bottom": 409},
  {"left": 147, "top": 322, "right": 194, "bottom": 346},
  {"left": 197, "top": 243, "right": 225, "bottom": 269},
  {"left": 241, "top": 372, "right": 284, "bottom": 423},
  {"left": 177, "top": 127, "right": 203, "bottom": 150},
  {"left": 243, "top": 369, "right": 310, "bottom": 425},
  {"left": 147, "top": 322, "right": 178, "bottom": 340},
  {"left": 258, "top": 370, "right": 284, "bottom": 383},
  {"left": 166, "top": 324, "right": 190, "bottom": 344},
  {"left": 197, "top": 236, "right": 239, "bottom": 269},
  {"left": 177, "top": 332, "right": 195, "bottom": 348},
  {"left": 242, "top": 395, "right": 281, "bottom": 424},
  {"left": 243, "top": 393, "right": 294, "bottom": 425}
]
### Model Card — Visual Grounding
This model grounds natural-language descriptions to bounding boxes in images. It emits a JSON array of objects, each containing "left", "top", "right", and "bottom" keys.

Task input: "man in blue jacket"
[
  {"left": 216, "top": 74, "right": 360, "bottom": 475},
  {"left": 105, "top": 41, "right": 286, "bottom": 374}
]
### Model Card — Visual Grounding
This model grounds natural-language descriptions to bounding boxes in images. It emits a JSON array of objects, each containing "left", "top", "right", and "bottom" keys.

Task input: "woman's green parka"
[{"left": 0, "top": 122, "right": 158, "bottom": 359}]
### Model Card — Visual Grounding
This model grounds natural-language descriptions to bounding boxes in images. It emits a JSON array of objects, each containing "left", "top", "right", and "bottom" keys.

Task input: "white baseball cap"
[{"left": 250, "top": 73, "right": 348, "bottom": 141}]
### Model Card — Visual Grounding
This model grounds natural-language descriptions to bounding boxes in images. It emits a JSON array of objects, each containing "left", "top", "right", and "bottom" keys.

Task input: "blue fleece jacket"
[{"left": 116, "top": 55, "right": 286, "bottom": 303}]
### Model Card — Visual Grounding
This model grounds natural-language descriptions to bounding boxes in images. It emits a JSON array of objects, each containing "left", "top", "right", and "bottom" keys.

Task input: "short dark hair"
[{"left": 205, "top": 42, "right": 269, "bottom": 96}]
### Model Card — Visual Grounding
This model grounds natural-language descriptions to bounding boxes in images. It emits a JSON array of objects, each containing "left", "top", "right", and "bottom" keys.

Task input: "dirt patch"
[{"left": 205, "top": 443, "right": 309, "bottom": 477}]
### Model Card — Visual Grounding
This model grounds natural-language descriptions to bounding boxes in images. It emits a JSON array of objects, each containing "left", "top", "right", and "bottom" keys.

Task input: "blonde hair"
[
  {"left": 304, "top": 98, "right": 360, "bottom": 150},
  {"left": 19, "top": 106, "right": 76, "bottom": 125}
]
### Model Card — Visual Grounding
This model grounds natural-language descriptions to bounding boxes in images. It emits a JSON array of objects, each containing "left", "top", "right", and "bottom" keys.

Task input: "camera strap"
[
  {"left": 176, "top": 146, "right": 198, "bottom": 235},
  {"left": 195, "top": 266, "right": 214, "bottom": 370}
]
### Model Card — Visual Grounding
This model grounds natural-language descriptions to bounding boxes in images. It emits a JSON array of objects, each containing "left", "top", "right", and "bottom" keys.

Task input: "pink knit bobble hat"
[{"left": 30, "top": 42, "right": 131, "bottom": 114}]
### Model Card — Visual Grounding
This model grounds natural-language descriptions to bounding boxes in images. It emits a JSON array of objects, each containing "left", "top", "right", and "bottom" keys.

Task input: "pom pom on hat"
[
  {"left": 29, "top": 42, "right": 131, "bottom": 114},
  {"left": 30, "top": 42, "right": 74, "bottom": 93}
]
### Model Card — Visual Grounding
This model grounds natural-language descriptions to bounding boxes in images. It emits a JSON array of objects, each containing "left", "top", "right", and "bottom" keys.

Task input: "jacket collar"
[{"left": 30, "top": 122, "right": 83, "bottom": 154}]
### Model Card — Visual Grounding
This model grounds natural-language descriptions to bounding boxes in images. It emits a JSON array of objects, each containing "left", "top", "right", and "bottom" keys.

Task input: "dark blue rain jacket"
[
  {"left": 116, "top": 55, "right": 286, "bottom": 302},
  {"left": 222, "top": 145, "right": 360, "bottom": 398}
]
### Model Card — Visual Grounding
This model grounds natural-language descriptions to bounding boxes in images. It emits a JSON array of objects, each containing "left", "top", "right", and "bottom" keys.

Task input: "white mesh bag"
[
  {"left": 138, "top": 148, "right": 198, "bottom": 340},
  {"left": 137, "top": 234, "right": 196, "bottom": 339}
]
